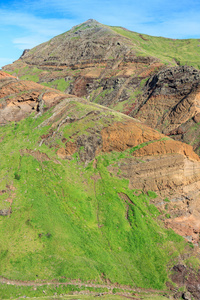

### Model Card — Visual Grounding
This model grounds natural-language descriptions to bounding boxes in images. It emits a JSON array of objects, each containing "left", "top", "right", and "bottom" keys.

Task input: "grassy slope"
[
  {"left": 0, "top": 100, "right": 192, "bottom": 293},
  {"left": 5, "top": 64, "right": 75, "bottom": 93},
  {"left": 110, "top": 26, "right": 200, "bottom": 69}
]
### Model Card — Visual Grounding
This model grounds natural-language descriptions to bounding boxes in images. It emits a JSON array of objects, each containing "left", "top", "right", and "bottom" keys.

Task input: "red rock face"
[
  {"left": 2, "top": 21, "right": 200, "bottom": 158},
  {"left": 1, "top": 21, "right": 200, "bottom": 297},
  {"left": 41, "top": 101, "right": 200, "bottom": 246},
  {"left": 99, "top": 122, "right": 200, "bottom": 245},
  {"left": 101, "top": 121, "right": 163, "bottom": 152},
  {"left": 166, "top": 214, "right": 200, "bottom": 244},
  {"left": 0, "top": 72, "right": 73, "bottom": 124},
  {"left": 0, "top": 71, "right": 16, "bottom": 79}
]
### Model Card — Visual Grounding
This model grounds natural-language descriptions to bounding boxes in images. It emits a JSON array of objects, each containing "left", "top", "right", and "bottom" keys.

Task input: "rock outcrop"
[
  {"left": 0, "top": 71, "right": 73, "bottom": 124},
  {"left": 2, "top": 19, "right": 162, "bottom": 119},
  {"left": 172, "top": 265, "right": 200, "bottom": 300},
  {"left": 133, "top": 66, "right": 200, "bottom": 154}
]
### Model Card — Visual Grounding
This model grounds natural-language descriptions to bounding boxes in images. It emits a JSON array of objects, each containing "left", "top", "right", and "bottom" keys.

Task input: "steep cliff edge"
[{"left": 134, "top": 66, "right": 200, "bottom": 155}]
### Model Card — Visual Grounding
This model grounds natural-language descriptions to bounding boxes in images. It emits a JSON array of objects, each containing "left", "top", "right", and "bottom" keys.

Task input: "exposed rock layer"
[
  {"left": 1, "top": 72, "right": 200, "bottom": 296},
  {"left": 134, "top": 66, "right": 200, "bottom": 155},
  {"left": 0, "top": 73, "right": 73, "bottom": 124},
  {"left": 1, "top": 70, "right": 200, "bottom": 247}
]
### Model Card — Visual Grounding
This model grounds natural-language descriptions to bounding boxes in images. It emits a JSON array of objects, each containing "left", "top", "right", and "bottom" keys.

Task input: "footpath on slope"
[{"left": 0, "top": 276, "right": 173, "bottom": 295}]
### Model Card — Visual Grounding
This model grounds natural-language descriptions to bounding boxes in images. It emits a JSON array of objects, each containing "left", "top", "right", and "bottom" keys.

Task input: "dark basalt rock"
[
  {"left": 20, "top": 49, "right": 30, "bottom": 59},
  {"left": 145, "top": 65, "right": 200, "bottom": 97},
  {"left": 182, "top": 291, "right": 192, "bottom": 300},
  {"left": 77, "top": 134, "right": 102, "bottom": 164},
  {"left": 171, "top": 264, "right": 200, "bottom": 300}
]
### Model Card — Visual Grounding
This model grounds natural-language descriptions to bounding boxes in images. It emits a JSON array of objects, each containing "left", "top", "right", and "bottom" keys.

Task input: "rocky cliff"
[
  {"left": 134, "top": 66, "right": 200, "bottom": 155},
  {"left": 0, "top": 71, "right": 73, "bottom": 124}
]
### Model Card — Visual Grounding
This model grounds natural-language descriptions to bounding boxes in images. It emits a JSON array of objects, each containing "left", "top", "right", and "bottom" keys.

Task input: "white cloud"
[
  {"left": 0, "top": 8, "right": 78, "bottom": 67},
  {"left": 2, "top": 10, "right": 74, "bottom": 33},
  {"left": 0, "top": 9, "right": 76, "bottom": 49}
]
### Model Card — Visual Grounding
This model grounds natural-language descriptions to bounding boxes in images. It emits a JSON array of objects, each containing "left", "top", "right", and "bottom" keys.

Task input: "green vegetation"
[
  {"left": 0, "top": 101, "right": 194, "bottom": 293},
  {"left": 89, "top": 78, "right": 148, "bottom": 113},
  {"left": 93, "top": 88, "right": 114, "bottom": 103},
  {"left": 111, "top": 99, "right": 129, "bottom": 112},
  {"left": 100, "top": 78, "right": 149, "bottom": 114},
  {"left": 129, "top": 137, "right": 169, "bottom": 155},
  {"left": 41, "top": 78, "right": 72, "bottom": 92},
  {"left": 164, "top": 198, "right": 170, "bottom": 203},
  {"left": 185, "top": 256, "right": 200, "bottom": 272},
  {"left": 0, "top": 283, "right": 109, "bottom": 299},
  {"left": 20, "top": 66, "right": 44, "bottom": 82},
  {"left": 72, "top": 23, "right": 91, "bottom": 33},
  {"left": 1, "top": 22, "right": 200, "bottom": 298},
  {"left": 129, "top": 78, "right": 148, "bottom": 98},
  {"left": 110, "top": 26, "right": 200, "bottom": 69},
  {"left": 4, "top": 68, "right": 19, "bottom": 76},
  {"left": 5, "top": 63, "right": 75, "bottom": 93}
]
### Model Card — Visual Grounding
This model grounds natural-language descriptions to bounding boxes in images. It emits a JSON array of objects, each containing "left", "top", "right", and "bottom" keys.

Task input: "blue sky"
[{"left": 1, "top": 0, "right": 200, "bottom": 68}]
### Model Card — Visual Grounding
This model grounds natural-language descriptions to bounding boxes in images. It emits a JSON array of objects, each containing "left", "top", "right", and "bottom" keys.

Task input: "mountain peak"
[
  {"left": 16, "top": 19, "right": 132, "bottom": 66},
  {"left": 70, "top": 18, "right": 104, "bottom": 32},
  {"left": 84, "top": 18, "right": 99, "bottom": 24}
]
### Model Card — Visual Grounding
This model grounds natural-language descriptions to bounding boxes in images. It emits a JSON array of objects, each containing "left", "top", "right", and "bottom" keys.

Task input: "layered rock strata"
[{"left": 1, "top": 73, "right": 200, "bottom": 244}]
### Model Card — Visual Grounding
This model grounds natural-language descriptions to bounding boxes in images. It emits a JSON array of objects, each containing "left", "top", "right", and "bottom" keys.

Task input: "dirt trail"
[{"left": 0, "top": 276, "right": 172, "bottom": 296}]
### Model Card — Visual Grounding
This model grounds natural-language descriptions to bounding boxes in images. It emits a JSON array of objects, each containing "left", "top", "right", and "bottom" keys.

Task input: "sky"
[{"left": 1, "top": 0, "right": 200, "bottom": 68}]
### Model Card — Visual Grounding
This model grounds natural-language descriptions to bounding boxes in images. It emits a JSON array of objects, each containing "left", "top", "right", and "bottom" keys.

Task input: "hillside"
[
  {"left": 5, "top": 19, "right": 200, "bottom": 68},
  {"left": 0, "top": 72, "right": 200, "bottom": 299},
  {"left": 3, "top": 19, "right": 200, "bottom": 158}
]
